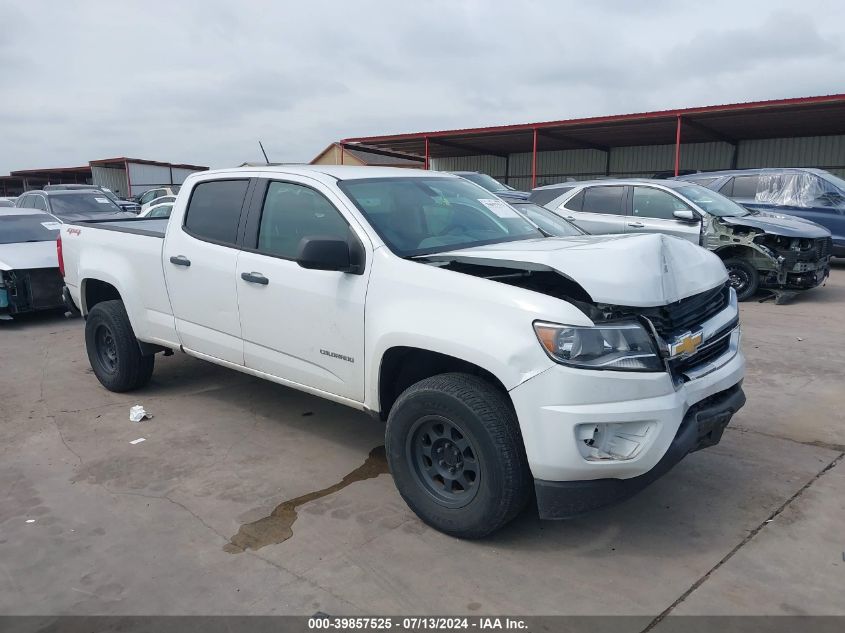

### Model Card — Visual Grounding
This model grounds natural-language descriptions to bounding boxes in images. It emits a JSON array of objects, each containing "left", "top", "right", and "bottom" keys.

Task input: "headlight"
[{"left": 533, "top": 320, "right": 663, "bottom": 372}]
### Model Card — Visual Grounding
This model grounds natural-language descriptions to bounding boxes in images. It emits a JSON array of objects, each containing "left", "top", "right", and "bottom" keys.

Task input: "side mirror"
[
  {"left": 673, "top": 209, "right": 698, "bottom": 222},
  {"left": 296, "top": 236, "right": 363, "bottom": 274}
]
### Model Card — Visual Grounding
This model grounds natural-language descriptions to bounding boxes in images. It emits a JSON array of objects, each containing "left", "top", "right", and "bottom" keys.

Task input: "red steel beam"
[{"left": 674, "top": 115, "right": 682, "bottom": 177}]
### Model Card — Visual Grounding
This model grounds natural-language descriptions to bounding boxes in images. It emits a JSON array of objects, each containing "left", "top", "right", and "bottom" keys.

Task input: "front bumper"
[{"left": 533, "top": 382, "right": 745, "bottom": 518}]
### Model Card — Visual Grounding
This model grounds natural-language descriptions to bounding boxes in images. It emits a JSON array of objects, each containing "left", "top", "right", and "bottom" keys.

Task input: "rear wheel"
[
  {"left": 85, "top": 300, "right": 154, "bottom": 392},
  {"left": 723, "top": 258, "right": 760, "bottom": 301},
  {"left": 385, "top": 373, "right": 531, "bottom": 538}
]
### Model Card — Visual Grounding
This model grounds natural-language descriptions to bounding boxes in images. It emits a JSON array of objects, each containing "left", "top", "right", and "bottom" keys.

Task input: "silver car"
[{"left": 530, "top": 179, "right": 832, "bottom": 301}]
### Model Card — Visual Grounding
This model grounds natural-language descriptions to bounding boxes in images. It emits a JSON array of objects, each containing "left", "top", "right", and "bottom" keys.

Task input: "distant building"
[
  {"left": 339, "top": 94, "right": 845, "bottom": 190},
  {"left": 89, "top": 157, "right": 208, "bottom": 198},
  {"left": 310, "top": 142, "right": 423, "bottom": 168},
  {"left": 0, "top": 157, "right": 208, "bottom": 198}
]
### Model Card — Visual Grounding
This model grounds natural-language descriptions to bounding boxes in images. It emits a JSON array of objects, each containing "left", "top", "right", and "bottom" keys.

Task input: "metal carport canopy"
[{"left": 339, "top": 94, "right": 845, "bottom": 185}]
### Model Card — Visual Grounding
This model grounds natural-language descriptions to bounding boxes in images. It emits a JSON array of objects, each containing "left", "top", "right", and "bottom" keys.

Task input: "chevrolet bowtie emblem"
[{"left": 670, "top": 330, "right": 704, "bottom": 357}]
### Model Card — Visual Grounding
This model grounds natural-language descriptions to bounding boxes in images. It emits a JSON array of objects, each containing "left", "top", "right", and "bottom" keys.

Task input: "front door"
[
  {"left": 236, "top": 179, "right": 369, "bottom": 401},
  {"left": 626, "top": 185, "right": 702, "bottom": 243},
  {"left": 163, "top": 178, "right": 251, "bottom": 364}
]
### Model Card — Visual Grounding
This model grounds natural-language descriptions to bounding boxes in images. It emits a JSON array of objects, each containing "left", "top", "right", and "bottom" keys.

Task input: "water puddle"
[{"left": 224, "top": 445, "right": 388, "bottom": 553}]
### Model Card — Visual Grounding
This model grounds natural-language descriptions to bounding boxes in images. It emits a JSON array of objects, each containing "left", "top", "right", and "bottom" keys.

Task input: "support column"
[
  {"left": 531, "top": 127, "right": 538, "bottom": 189},
  {"left": 424, "top": 137, "right": 430, "bottom": 170},
  {"left": 674, "top": 115, "right": 682, "bottom": 177}
]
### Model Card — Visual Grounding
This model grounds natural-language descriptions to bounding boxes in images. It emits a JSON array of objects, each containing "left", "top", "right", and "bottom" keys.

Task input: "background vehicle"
[
  {"left": 138, "top": 202, "right": 173, "bottom": 218},
  {"left": 140, "top": 195, "right": 176, "bottom": 213},
  {"left": 675, "top": 168, "right": 845, "bottom": 257},
  {"left": 134, "top": 186, "right": 179, "bottom": 206},
  {"left": 449, "top": 171, "right": 529, "bottom": 200},
  {"left": 43, "top": 184, "right": 141, "bottom": 213},
  {"left": 15, "top": 189, "right": 136, "bottom": 223},
  {"left": 507, "top": 200, "right": 586, "bottom": 237},
  {"left": 0, "top": 197, "right": 17, "bottom": 207},
  {"left": 0, "top": 209, "right": 63, "bottom": 318},
  {"left": 61, "top": 166, "right": 745, "bottom": 537},
  {"left": 531, "top": 179, "right": 832, "bottom": 301}
]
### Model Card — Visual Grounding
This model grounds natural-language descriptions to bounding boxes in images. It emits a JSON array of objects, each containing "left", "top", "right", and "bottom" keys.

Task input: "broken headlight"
[{"left": 533, "top": 321, "right": 663, "bottom": 372}]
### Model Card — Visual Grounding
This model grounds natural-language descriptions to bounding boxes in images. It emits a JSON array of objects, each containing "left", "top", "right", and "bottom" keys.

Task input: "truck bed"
[
  {"left": 74, "top": 217, "right": 169, "bottom": 238},
  {"left": 62, "top": 216, "right": 177, "bottom": 346}
]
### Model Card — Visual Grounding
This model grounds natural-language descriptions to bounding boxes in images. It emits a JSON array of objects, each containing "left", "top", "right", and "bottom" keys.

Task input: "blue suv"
[{"left": 675, "top": 168, "right": 845, "bottom": 257}]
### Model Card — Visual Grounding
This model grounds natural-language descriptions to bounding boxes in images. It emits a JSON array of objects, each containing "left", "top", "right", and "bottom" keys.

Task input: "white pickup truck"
[{"left": 60, "top": 166, "right": 746, "bottom": 537}]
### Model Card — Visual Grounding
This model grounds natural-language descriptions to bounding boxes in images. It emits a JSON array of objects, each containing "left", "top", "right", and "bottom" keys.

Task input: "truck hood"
[
  {"left": 721, "top": 213, "right": 830, "bottom": 238},
  {"left": 429, "top": 233, "right": 727, "bottom": 307},
  {"left": 0, "top": 241, "right": 59, "bottom": 271}
]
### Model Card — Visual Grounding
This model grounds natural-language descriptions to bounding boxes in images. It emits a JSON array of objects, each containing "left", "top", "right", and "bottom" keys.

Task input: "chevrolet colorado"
[{"left": 60, "top": 166, "right": 746, "bottom": 537}]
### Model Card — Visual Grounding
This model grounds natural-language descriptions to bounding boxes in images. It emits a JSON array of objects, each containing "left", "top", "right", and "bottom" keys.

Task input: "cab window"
[
  {"left": 255, "top": 182, "right": 350, "bottom": 259},
  {"left": 183, "top": 180, "right": 249, "bottom": 245}
]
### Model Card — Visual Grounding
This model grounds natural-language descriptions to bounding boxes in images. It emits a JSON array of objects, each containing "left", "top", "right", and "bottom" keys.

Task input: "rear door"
[
  {"left": 556, "top": 185, "right": 628, "bottom": 234},
  {"left": 236, "top": 177, "right": 369, "bottom": 401},
  {"left": 163, "top": 178, "right": 252, "bottom": 365},
  {"left": 627, "top": 185, "right": 701, "bottom": 243}
]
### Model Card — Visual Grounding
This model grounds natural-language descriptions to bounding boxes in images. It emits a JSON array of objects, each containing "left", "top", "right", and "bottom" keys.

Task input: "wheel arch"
[{"left": 376, "top": 346, "right": 513, "bottom": 421}]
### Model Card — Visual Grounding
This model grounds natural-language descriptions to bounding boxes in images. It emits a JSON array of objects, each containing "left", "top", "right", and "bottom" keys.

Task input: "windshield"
[
  {"left": 460, "top": 173, "right": 509, "bottom": 193},
  {"left": 675, "top": 185, "right": 749, "bottom": 217},
  {"left": 0, "top": 214, "right": 60, "bottom": 244},
  {"left": 339, "top": 177, "right": 544, "bottom": 257},
  {"left": 511, "top": 203, "right": 585, "bottom": 237},
  {"left": 48, "top": 193, "right": 123, "bottom": 216},
  {"left": 818, "top": 171, "right": 845, "bottom": 193}
]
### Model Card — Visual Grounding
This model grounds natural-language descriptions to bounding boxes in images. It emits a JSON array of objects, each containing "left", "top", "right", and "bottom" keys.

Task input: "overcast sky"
[{"left": 1, "top": 0, "right": 844, "bottom": 174}]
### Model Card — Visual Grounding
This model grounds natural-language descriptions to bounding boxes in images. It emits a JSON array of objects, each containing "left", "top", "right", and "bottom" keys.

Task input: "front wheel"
[
  {"left": 85, "top": 300, "right": 154, "bottom": 392},
  {"left": 723, "top": 258, "right": 760, "bottom": 301},
  {"left": 385, "top": 373, "right": 531, "bottom": 538}
]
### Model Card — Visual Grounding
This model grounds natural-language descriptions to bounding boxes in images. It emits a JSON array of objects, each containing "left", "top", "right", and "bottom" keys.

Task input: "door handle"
[
  {"left": 564, "top": 215, "right": 576, "bottom": 220},
  {"left": 627, "top": 222, "right": 645, "bottom": 228},
  {"left": 169, "top": 255, "right": 191, "bottom": 267},
  {"left": 241, "top": 272, "right": 269, "bottom": 285}
]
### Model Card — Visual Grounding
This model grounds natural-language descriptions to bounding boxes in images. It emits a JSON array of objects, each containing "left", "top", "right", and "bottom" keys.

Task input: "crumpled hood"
[
  {"left": 431, "top": 233, "right": 728, "bottom": 307},
  {"left": 0, "top": 241, "right": 58, "bottom": 271},
  {"left": 721, "top": 213, "right": 830, "bottom": 238}
]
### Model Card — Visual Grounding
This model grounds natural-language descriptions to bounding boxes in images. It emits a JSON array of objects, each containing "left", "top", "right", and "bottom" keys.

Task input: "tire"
[
  {"left": 85, "top": 300, "right": 154, "bottom": 392},
  {"left": 723, "top": 258, "right": 760, "bottom": 301},
  {"left": 385, "top": 372, "right": 532, "bottom": 538}
]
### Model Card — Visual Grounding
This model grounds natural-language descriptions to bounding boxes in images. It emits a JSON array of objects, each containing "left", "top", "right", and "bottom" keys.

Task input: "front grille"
[
  {"left": 7, "top": 268, "right": 64, "bottom": 313},
  {"left": 669, "top": 328, "right": 733, "bottom": 376},
  {"left": 638, "top": 283, "right": 730, "bottom": 339}
]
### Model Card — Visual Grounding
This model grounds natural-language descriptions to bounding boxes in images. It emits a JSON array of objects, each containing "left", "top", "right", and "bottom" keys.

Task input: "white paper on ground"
[{"left": 129, "top": 438, "right": 146, "bottom": 445}]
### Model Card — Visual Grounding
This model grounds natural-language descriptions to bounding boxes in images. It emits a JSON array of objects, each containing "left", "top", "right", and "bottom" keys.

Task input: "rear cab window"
[{"left": 183, "top": 180, "right": 250, "bottom": 245}]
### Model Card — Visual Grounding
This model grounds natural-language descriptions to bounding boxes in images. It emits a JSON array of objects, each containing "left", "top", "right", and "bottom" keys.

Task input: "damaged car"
[
  {"left": 62, "top": 167, "right": 746, "bottom": 537},
  {"left": 530, "top": 179, "right": 832, "bottom": 301},
  {"left": 0, "top": 209, "right": 64, "bottom": 319}
]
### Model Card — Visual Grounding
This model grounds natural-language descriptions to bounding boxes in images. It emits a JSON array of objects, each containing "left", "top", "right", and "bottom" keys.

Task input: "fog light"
[{"left": 576, "top": 421, "right": 654, "bottom": 461}]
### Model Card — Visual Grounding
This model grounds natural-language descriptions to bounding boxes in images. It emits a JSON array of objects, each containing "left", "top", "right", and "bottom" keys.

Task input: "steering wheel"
[{"left": 436, "top": 223, "right": 468, "bottom": 236}]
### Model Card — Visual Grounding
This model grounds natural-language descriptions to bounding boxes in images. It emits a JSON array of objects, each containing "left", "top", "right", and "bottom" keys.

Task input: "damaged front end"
[
  {"left": 704, "top": 216, "right": 832, "bottom": 293},
  {"left": 0, "top": 268, "right": 65, "bottom": 319}
]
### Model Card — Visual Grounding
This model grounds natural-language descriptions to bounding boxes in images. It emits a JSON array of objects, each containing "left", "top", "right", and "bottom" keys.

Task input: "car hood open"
[
  {"left": 721, "top": 214, "right": 830, "bottom": 238},
  {"left": 0, "top": 241, "right": 59, "bottom": 271},
  {"left": 428, "top": 233, "right": 727, "bottom": 307}
]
